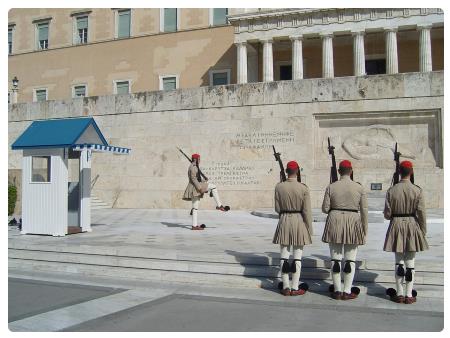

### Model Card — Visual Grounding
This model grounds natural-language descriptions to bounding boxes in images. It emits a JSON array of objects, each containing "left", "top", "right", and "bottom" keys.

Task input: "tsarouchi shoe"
[
  {"left": 216, "top": 205, "right": 230, "bottom": 212},
  {"left": 404, "top": 296, "right": 417, "bottom": 304},
  {"left": 281, "top": 288, "right": 291, "bottom": 296},
  {"left": 331, "top": 291, "right": 342, "bottom": 300}
]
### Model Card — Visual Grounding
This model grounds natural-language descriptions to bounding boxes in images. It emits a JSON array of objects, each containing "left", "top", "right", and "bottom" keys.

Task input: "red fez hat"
[
  {"left": 191, "top": 153, "right": 200, "bottom": 160},
  {"left": 400, "top": 160, "right": 413, "bottom": 168},
  {"left": 339, "top": 160, "right": 352, "bottom": 169},
  {"left": 286, "top": 161, "right": 299, "bottom": 170}
]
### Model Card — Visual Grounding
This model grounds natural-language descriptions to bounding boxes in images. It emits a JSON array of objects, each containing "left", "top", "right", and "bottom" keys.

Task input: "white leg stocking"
[
  {"left": 329, "top": 243, "right": 343, "bottom": 292},
  {"left": 207, "top": 183, "right": 222, "bottom": 207},
  {"left": 343, "top": 244, "right": 358, "bottom": 294},
  {"left": 191, "top": 197, "right": 200, "bottom": 227},
  {"left": 280, "top": 245, "right": 291, "bottom": 290},
  {"left": 404, "top": 251, "right": 416, "bottom": 297},
  {"left": 291, "top": 246, "right": 304, "bottom": 290},
  {"left": 394, "top": 252, "right": 405, "bottom": 297}
]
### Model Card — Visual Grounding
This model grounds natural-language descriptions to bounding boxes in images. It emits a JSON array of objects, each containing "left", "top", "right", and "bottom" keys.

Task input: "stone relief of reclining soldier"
[{"left": 325, "top": 125, "right": 432, "bottom": 161}]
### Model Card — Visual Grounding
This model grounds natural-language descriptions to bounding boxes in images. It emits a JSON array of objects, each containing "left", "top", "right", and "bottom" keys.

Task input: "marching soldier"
[
  {"left": 384, "top": 160, "right": 428, "bottom": 304},
  {"left": 182, "top": 153, "right": 230, "bottom": 230},
  {"left": 273, "top": 161, "right": 313, "bottom": 296},
  {"left": 322, "top": 160, "right": 368, "bottom": 300}
]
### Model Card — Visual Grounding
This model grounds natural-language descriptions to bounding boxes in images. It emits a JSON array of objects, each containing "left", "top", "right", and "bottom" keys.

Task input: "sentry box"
[{"left": 11, "top": 117, "right": 130, "bottom": 236}]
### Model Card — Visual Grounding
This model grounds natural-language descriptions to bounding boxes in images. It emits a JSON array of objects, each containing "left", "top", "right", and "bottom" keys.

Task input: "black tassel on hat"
[
  {"left": 405, "top": 268, "right": 414, "bottom": 282},
  {"left": 396, "top": 264, "right": 405, "bottom": 276},
  {"left": 281, "top": 259, "right": 290, "bottom": 273}
]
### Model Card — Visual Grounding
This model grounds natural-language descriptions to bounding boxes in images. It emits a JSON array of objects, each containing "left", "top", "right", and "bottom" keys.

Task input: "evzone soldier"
[
  {"left": 322, "top": 160, "right": 368, "bottom": 300},
  {"left": 182, "top": 153, "right": 230, "bottom": 230},
  {"left": 273, "top": 161, "right": 313, "bottom": 296},
  {"left": 384, "top": 161, "right": 428, "bottom": 304}
]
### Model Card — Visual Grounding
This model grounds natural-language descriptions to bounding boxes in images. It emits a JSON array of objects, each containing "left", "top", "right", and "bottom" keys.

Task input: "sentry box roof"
[{"left": 12, "top": 117, "right": 130, "bottom": 154}]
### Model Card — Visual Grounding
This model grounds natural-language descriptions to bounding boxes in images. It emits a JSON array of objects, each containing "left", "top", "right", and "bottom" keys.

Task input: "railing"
[{"left": 91, "top": 174, "right": 100, "bottom": 189}]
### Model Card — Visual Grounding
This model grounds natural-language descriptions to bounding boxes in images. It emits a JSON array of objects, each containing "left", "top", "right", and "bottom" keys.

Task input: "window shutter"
[
  {"left": 213, "top": 8, "right": 228, "bottom": 25},
  {"left": 116, "top": 81, "right": 129, "bottom": 94},
  {"left": 213, "top": 72, "right": 228, "bottom": 85},
  {"left": 77, "top": 16, "right": 88, "bottom": 30},
  {"left": 118, "top": 10, "right": 130, "bottom": 38},
  {"left": 163, "top": 77, "right": 177, "bottom": 90},
  {"left": 164, "top": 8, "right": 177, "bottom": 32},
  {"left": 38, "top": 23, "right": 49, "bottom": 41},
  {"left": 36, "top": 90, "right": 47, "bottom": 101},
  {"left": 74, "top": 86, "right": 86, "bottom": 97}
]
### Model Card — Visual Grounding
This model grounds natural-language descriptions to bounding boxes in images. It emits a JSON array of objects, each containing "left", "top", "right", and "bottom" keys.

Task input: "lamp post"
[{"left": 11, "top": 76, "right": 18, "bottom": 104}]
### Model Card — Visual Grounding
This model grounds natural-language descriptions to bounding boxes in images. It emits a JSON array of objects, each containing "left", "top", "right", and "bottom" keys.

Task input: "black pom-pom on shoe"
[
  {"left": 328, "top": 284, "right": 335, "bottom": 293},
  {"left": 299, "top": 283, "right": 309, "bottom": 292},
  {"left": 224, "top": 206, "right": 230, "bottom": 211},
  {"left": 278, "top": 281, "right": 283, "bottom": 290},
  {"left": 200, "top": 224, "right": 206, "bottom": 228},
  {"left": 412, "top": 289, "right": 417, "bottom": 297},
  {"left": 350, "top": 286, "right": 360, "bottom": 295},
  {"left": 386, "top": 288, "right": 397, "bottom": 297}
]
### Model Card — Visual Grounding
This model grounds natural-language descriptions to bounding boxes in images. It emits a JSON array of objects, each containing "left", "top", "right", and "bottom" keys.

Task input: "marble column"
[
  {"left": 385, "top": 28, "right": 398, "bottom": 74},
  {"left": 236, "top": 42, "right": 248, "bottom": 84},
  {"left": 321, "top": 33, "right": 334, "bottom": 78},
  {"left": 418, "top": 24, "right": 432, "bottom": 72},
  {"left": 262, "top": 39, "right": 274, "bottom": 82},
  {"left": 290, "top": 35, "right": 303, "bottom": 80},
  {"left": 352, "top": 30, "right": 366, "bottom": 76}
]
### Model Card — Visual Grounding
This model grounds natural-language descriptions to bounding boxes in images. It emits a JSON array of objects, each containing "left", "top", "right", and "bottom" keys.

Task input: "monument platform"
[{"left": 8, "top": 208, "right": 443, "bottom": 298}]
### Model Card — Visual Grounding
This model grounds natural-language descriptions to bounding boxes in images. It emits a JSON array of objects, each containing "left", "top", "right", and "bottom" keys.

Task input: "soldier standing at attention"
[
  {"left": 182, "top": 153, "right": 230, "bottom": 230},
  {"left": 273, "top": 161, "right": 313, "bottom": 296},
  {"left": 384, "top": 160, "right": 428, "bottom": 304},
  {"left": 322, "top": 160, "right": 368, "bottom": 300}
]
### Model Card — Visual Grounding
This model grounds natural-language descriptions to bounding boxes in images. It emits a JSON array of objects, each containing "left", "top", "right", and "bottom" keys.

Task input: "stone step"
[
  {"left": 8, "top": 260, "right": 443, "bottom": 298},
  {"left": 90, "top": 194, "right": 111, "bottom": 209},
  {"left": 8, "top": 243, "right": 443, "bottom": 273},
  {"left": 8, "top": 249, "right": 443, "bottom": 285}
]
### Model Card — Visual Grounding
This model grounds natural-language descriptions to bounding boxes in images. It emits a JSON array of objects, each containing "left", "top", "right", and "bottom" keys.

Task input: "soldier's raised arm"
[
  {"left": 322, "top": 185, "right": 331, "bottom": 214},
  {"left": 302, "top": 187, "right": 313, "bottom": 236},
  {"left": 360, "top": 186, "right": 368, "bottom": 237},
  {"left": 383, "top": 189, "right": 392, "bottom": 220},
  {"left": 416, "top": 189, "right": 427, "bottom": 235}
]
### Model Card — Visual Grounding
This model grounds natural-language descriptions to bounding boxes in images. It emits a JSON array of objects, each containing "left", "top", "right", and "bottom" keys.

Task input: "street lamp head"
[{"left": 12, "top": 76, "right": 19, "bottom": 89}]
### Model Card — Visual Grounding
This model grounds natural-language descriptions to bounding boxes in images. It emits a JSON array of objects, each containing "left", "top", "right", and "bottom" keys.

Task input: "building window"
[
  {"left": 8, "top": 27, "right": 13, "bottom": 54},
  {"left": 162, "top": 8, "right": 178, "bottom": 32},
  {"left": 365, "top": 59, "right": 386, "bottom": 75},
  {"left": 34, "top": 88, "right": 48, "bottom": 102},
  {"left": 31, "top": 156, "right": 51, "bottom": 183},
  {"left": 72, "top": 85, "right": 87, "bottom": 98},
  {"left": 114, "top": 80, "right": 130, "bottom": 94},
  {"left": 211, "top": 8, "right": 228, "bottom": 26},
  {"left": 117, "top": 9, "right": 131, "bottom": 38},
  {"left": 159, "top": 75, "right": 179, "bottom": 91},
  {"left": 209, "top": 69, "right": 230, "bottom": 86},
  {"left": 75, "top": 16, "right": 88, "bottom": 44},
  {"left": 36, "top": 22, "right": 49, "bottom": 50}
]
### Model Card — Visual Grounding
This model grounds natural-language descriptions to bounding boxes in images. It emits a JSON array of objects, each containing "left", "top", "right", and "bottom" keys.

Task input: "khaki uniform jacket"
[
  {"left": 383, "top": 179, "right": 428, "bottom": 252},
  {"left": 272, "top": 178, "right": 313, "bottom": 246},
  {"left": 182, "top": 163, "right": 208, "bottom": 201},
  {"left": 322, "top": 175, "right": 368, "bottom": 245}
]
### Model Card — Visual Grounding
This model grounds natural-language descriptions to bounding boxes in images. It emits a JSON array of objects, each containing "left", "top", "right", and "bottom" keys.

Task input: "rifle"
[
  {"left": 391, "top": 143, "right": 400, "bottom": 186},
  {"left": 391, "top": 143, "right": 414, "bottom": 185},
  {"left": 272, "top": 145, "right": 287, "bottom": 182},
  {"left": 328, "top": 137, "right": 338, "bottom": 183},
  {"left": 177, "top": 147, "right": 208, "bottom": 181}
]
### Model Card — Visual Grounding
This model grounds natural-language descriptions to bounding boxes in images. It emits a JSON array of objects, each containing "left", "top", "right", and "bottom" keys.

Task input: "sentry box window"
[
  {"left": 371, "top": 183, "right": 382, "bottom": 190},
  {"left": 31, "top": 156, "right": 51, "bottom": 182}
]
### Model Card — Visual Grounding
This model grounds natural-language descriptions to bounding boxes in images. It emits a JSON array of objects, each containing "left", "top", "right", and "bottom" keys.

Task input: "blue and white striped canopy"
[{"left": 71, "top": 144, "right": 130, "bottom": 155}]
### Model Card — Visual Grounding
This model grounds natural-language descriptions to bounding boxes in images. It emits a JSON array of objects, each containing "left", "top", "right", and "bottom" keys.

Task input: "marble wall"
[{"left": 8, "top": 71, "right": 444, "bottom": 209}]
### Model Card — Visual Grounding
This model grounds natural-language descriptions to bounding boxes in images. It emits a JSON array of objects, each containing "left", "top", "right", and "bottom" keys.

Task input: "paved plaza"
[{"left": 8, "top": 207, "right": 444, "bottom": 331}]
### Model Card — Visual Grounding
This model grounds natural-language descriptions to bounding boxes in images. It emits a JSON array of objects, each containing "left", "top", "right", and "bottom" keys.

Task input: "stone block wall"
[{"left": 8, "top": 71, "right": 444, "bottom": 210}]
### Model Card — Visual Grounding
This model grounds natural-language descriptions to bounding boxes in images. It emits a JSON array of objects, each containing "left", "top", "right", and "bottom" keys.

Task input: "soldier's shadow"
[
  {"left": 310, "top": 253, "right": 385, "bottom": 300},
  {"left": 160, "top": 222, "right": 217, "bottom": 230}
]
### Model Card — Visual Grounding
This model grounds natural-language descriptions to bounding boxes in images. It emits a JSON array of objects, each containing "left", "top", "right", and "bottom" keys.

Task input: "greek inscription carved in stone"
[
  {"left": 232, "top": 131, "right": 295, "bottom": 150},
  {"left": 201, "top": 161, "right": 261, "bottom": 186}
]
